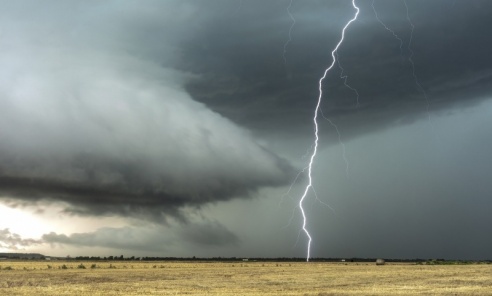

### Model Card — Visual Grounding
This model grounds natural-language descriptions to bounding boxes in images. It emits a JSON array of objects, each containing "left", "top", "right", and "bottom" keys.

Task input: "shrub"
[
  {"left": 61, "top": 264, "right": 68, "bottom": 269},
  {"left": 91, "top": 264, "right": 97, "bottom": 269},
  {"left": 77, "top": 264, "right": 86, "bottom": 269}
]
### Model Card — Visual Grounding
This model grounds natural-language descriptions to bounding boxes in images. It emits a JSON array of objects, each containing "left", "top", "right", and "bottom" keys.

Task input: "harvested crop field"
[{"left": 1, "top": 261, "right": 491, "bottom": 295}]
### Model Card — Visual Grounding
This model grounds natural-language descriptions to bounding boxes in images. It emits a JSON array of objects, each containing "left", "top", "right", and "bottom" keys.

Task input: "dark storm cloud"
[
  {"left": 0, "top": 229, "right": 42, "bottom": 250},
  {"left": 181, "top": 0, "right": 492, "bottom": 139},
  {"left": 42, "top": 221, "right": 238, "bottom": 251},
  {"left": 2, "top": 1, "right": 490, "bottom": 218},
  {"left": 0, "top": 0, "right": 295, "bottom": 219},
  {"left": 42, "top": 227, "right": 172, "bottom": 252},
  {"left": 2, "top": 0, "right": 492, "bottom": 260},
  {"left": 305, "top": 103, "right": 492, "bottom": 260},
  {"left": 178, "top": 220, "right": 239, "bottom": 246}
]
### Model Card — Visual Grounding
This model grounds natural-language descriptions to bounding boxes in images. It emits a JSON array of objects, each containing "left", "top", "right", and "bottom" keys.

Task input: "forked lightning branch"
[{"left": 298, "top": 0, "right": 359, "bottom": 262}]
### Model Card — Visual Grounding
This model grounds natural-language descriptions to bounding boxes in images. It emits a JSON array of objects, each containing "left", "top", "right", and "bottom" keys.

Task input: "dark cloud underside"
[
  {"left": 183, "top": 0, "right": 492, "bottom": 137},
  {"left": 0, "top": 0, "right": 295, "bottom": 220}
]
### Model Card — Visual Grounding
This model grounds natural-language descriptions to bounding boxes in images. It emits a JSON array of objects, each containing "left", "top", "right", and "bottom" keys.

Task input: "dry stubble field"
[{"left": 0, "top": 261, "right": 491, "bottom": 295}]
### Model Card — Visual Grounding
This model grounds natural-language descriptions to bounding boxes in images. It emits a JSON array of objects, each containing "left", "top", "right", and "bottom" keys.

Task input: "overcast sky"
[{"left": 1, "top": 0, "right": 491, "bottom": 260}]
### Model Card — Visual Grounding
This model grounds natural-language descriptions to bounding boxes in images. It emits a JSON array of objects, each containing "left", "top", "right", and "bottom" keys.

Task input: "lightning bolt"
[
  {"left": 372, "top": 0, "right": 404, "bottom": 56},
  {"left": 372, "top": 0, "right": 431, "bottom": 121},
  {"left": 336, "top": 51, "right": 360, "bottom": 107},
  {"left": 299, "top": 0, "right": 359, "bottom": 262},
  {"left": 403, "top": 0, "right": 431, "bottom": 121},
  {"left": 320, "top": 109, "right": 349, "bottom": 179},
  {"left": 283, "top": 0, "right": 296, "bottom": 69}
]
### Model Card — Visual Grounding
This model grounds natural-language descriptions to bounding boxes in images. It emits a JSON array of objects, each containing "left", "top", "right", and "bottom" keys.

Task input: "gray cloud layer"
[
  {"left": 42, "top": 221, "right": 238, "bottom": 252},
  {"left": 0, "top": 1, "right": 295, "bottom": 219},
  {"left": 182, "top": 0, "right": 492, "bottom": 138},
  {"left": 2, "top": 1, "right": 490, "bottom": 219},
  {"left": 0, "top": 229, "right": 42, "bottom": 250}
]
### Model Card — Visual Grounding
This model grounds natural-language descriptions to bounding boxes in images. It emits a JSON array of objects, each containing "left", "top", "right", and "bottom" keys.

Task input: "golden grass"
[{"left": 0, "top": 261, "right": 491, "bottom": 295}]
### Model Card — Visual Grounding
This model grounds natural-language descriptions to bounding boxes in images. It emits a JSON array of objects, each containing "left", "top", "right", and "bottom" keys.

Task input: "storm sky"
[{"left": 1, "top": 0, "right": 492, "bottom": 260}]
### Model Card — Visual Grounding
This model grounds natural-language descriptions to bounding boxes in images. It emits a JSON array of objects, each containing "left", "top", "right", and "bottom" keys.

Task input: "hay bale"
[{"left": 376, "top": 259, "right": 385, "bottom": 266}]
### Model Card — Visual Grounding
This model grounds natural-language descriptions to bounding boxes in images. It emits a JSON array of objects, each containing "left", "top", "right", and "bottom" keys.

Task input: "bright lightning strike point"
[{"left": 299, "top": 0, "right": 359, "bottom": 262}]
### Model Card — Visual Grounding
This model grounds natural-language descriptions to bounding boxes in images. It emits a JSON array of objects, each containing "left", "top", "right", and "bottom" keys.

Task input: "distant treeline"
[
  {"left": 1, "top": 253, "right": 490, "bottom": 264},
  {"left": 61, "top": 256, "right": 492, "bottom": 264},
  {"left": 0, "top": 253, "right": 45, "bottom": 260}
]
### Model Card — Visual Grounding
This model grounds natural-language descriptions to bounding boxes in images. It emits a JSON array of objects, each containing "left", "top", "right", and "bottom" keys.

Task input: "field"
[{"left": 0, "top": 261, "right": 491, "bottom": 295}]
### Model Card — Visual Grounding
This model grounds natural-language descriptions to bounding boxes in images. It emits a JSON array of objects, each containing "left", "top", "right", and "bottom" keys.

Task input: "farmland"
[{"left": 1, "top": 261, "right": 491, "bottom": 295}]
